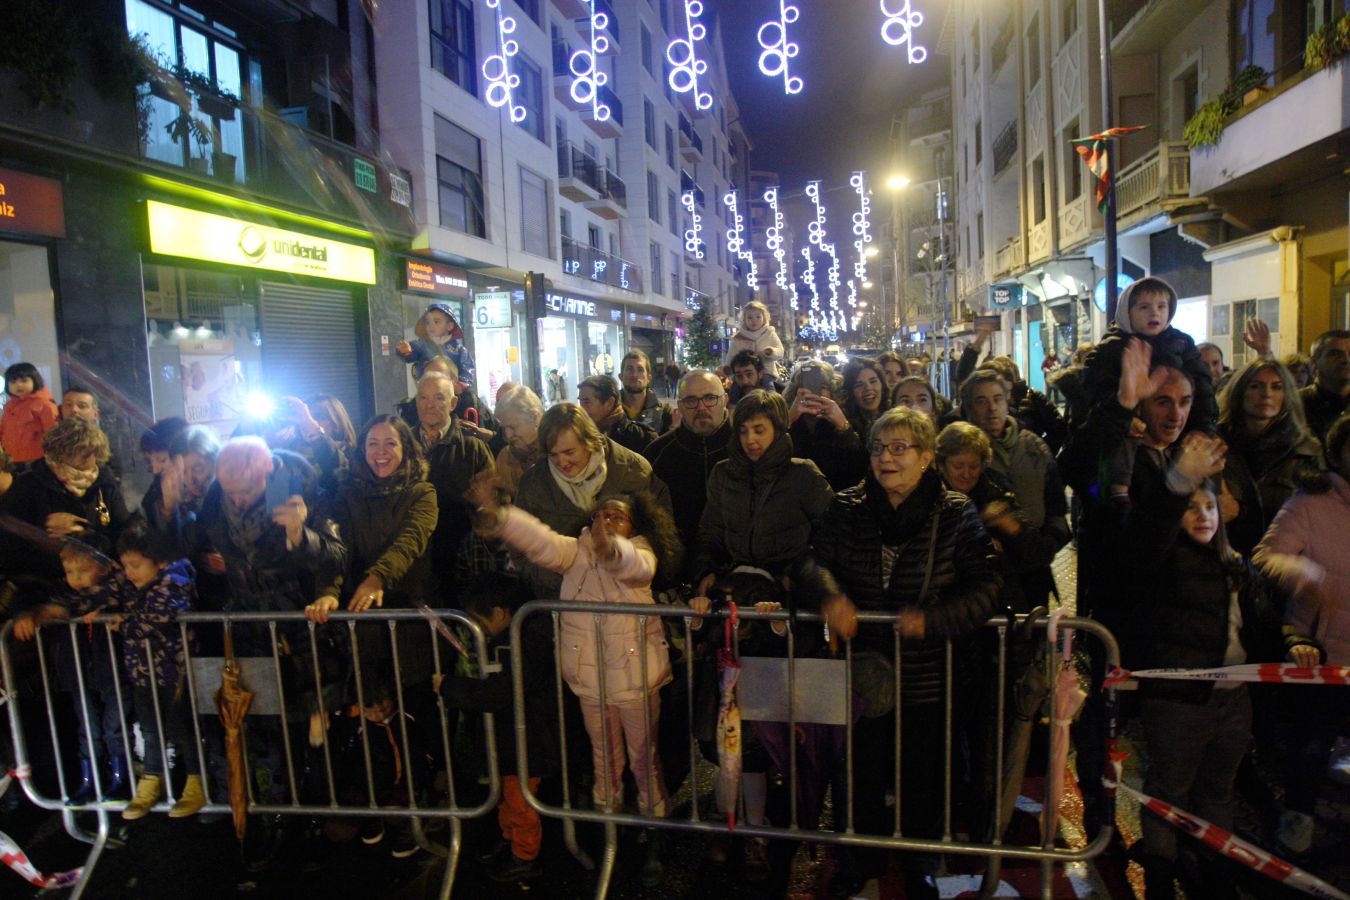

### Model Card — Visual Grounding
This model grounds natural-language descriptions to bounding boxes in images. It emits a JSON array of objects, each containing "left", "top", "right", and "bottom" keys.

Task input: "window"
[
  {"left": 645, "top": 99, "right": 658, "bottom": 149},
  {"left": 560, "top": 209, "right": 571, "bottom": 239},
  {"left": 974, "top": 120, "right": 982, "bottom": 166},
  {"left": 670, "top": 251, "right": 680, "bottom": 298},
  {"left": 669, "top": 190, "right": 680, "bottom": 236},
  {"left": 513, "top": 54, "right": 545, "bottom": 142},
  {"left": 1031, "top": 156, "right": 1046, "bottom": 224},
  {"left": 1026, "top": 14, "right": 1041, "bottom": 86},
  {"left": 609, "top": 233, "right": 617, "bottom": 257},
  {"left": 514, "top": 0, "right": 540, "bottom": 25},
  {"left": 977, "top": 213, "right": 984, "bottom": 259},
  {"left": 1063, "top": 119, "right": 1082, "bottom": 199},
  {"left": 435, "top": 115, "right": 486, "bottom": 237},
  {"left": 588, "top": 225, "right": 602, "bottom": 248},
  {"left": 1061, "top": 0, "right": 1078, "bottom": 44},
  {"left": 971, "top": 21, "right": 980, "bottom": 72},
  {"left": 651, "top": 242, "right": 663, "bottom": 294},
  {"left": 1175, "top": 66, "right": 1200, "bottom": 135},
  {"left": 429, "top": 0, "right": 476, "bottom": 93},
  {"left": 647, "top": 171, "right": 661, "bottom": 222},
  {"left": 665, "top": 124, "right": 675, "bottom": 169},
  {"left": 641, "top": 24, "right": 654, "bottom": 75},
  {"left": 520, "top": 167, "right": 552, "bottom": 257}
]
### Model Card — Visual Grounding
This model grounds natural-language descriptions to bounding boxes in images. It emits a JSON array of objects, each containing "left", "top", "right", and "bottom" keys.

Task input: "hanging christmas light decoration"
[
  {"left": 668, "top": 1, "right": 714, "bottom": 111},
  {"left": 850, "top": 171, "right": 872, "bottom": 293},
  {"left": 763, "top": 187, "right": 796, "bottom": 311},
  {"left": 879, "top": 0, "right": 927, "bottom": 64},
  {"left": 723, "top": 190, "right": 758, "bottom": 290},
  {"left": 682, "top": 191, "right": 704, "bottom": 259},
  {"left": 806, "top": 181, "right": 843, "bottom": 326},
  {"left": 482, "top": 0, "right": 526, "bottom": 122},
  {"left": 800, "top": 246, "right": 821, "bottom": 324},
  {"left": 569, "top": 0, "right": 612, "bottom": 123},
  {"left": 757, "top": 1, "right": 803, "bottom": 95}
]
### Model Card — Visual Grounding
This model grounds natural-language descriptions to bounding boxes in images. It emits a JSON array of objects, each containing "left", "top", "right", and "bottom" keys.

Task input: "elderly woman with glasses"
[{"left": 803, "top": 406, "right": 1001, "bottom": 897}]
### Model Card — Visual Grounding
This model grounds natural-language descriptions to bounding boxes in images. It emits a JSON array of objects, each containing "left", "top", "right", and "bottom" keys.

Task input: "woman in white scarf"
[{"left": 728, "top": 301, "right": 784, "bottom": 367}]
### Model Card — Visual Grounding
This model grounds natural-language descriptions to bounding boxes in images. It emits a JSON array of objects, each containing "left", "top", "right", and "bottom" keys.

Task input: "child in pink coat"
[{"left": 467, "top": 471, "right": 680, "bottom": 818}]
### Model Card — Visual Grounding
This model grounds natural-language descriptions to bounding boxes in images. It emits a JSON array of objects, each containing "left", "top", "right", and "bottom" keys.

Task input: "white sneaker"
[{"left": 1277, "top": 810, "right": 1314, "bottom": 854}]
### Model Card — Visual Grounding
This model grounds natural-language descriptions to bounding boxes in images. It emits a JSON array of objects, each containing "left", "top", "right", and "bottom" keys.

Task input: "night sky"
[{"left": 704, "top": 0, "right": 949, "bottom": 191}]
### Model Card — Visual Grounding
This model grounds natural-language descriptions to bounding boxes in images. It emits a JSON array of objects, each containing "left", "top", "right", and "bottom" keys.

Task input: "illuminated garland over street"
[
  {"left": 569, "top": 0, "right": 612, "bottom": 123},
  {"left": 682, "top": 191, "right": 704, "bottom": 259},
  {"left": 723, "top": 190, "right": 758, "bottom": 290},
  {"left": 879, "top": 0, "right": 927, "bottom": 64},
  {"left": 763, "top": 187, "right": 796, "bottom": 311},
  {"left": 800, "top": 246, "right": 821, "bottom": 325},
  {"left": 757, "top": 1, "right": 803, "bottom": 95},
  {"left": 482, "top": 0, "right": 526, "bottom": 122},
  {"left": 850, "top": 171, "right": 872, "bottom": 293},
  {"left": 806, "top": 181, "right": 844, "bottom": 329},
  {"left": 668, "top": 0, "right": 713, "bottom": 111}
]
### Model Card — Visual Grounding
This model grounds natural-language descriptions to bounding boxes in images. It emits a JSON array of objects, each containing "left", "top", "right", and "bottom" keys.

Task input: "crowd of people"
[{"left": 0, "top": 285, "right": 1347, "bottom": 898}]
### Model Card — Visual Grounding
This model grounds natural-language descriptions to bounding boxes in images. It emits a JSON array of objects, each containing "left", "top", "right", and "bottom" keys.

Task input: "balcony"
[
  {"left": 583, "top": 168, "right": 627, "bottom": 219},
  {"left": 561, "top": 236, "right": 643, "bottom": 293},
  {"left": 908, "top": 106, "right": 952, "bottom": 147},
  {"left": 992, "top": 120, "right": 1018, "bottom": 176},
  {"left": 557, "top": 141, "right": 602, "bottom": 201},
  {"left": 1115, "top": 140, "right": 1197, "bottom": 229},
  {"left": 684, "top": 286, "right": 712, "bottom": 309},
  {"left": 993, "top": 236, "right": 1024, "bottom": 278},
  {"left": 678, "top": 114, "right": 704, "bottom": 162},
  {"left": 685, "top": 240, "right": 708, "bottom": 267},
  {"left": 583, "top": 84, "right": 624, "bottom": 139},
  {"left": 679, "top": 170, "right": 705, "bottom": 207},
  {"left": 587, "top": 0, "right": 620, "bottom": 49},
  {"left": 1110, "top": 0, "right": 1209, "bottom": 55},
  {"left": 551, "top": 0, "right": 589, "bottom": 17},
  {"left": 552, "top": 40, "right": 586, "bottom": 113}
]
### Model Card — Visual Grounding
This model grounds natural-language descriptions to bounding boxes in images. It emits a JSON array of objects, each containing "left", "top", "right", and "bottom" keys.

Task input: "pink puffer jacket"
[
  {"left": 497, "top": 507, "right": 672, "bottom": 703},
  {"left": 1253, "top": 473, "right": 1350, "bottom": 665}
]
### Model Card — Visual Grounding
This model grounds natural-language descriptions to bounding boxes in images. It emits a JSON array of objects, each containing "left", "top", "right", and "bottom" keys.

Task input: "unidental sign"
[{"left": 146, "top": 200, "right": 377, "bottom": 284}]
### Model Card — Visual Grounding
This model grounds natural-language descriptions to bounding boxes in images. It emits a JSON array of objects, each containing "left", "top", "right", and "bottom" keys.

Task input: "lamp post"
[
  {"left": 885, "top": 174, "right": 911, "bottom": 348},
  {"left": 1098, "top": 0, "right": 1119, "bottom": 323}
]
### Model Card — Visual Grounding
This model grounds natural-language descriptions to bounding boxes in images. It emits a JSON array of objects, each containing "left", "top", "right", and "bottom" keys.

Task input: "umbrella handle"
[
  {"left": 1046, "top": 608, "right": 1074, "bottom": 660},
  {"left": 223, "top": 627, "right": 236, "bottom": 665}
]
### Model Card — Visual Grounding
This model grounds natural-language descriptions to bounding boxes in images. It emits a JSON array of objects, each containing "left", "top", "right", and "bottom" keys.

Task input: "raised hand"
[
  {"left": 1117, "top": 337, "right": 1168, "bottom": 409},
  {"left": 1243, "top": 318, "right": 1273, "bottom": 358}
]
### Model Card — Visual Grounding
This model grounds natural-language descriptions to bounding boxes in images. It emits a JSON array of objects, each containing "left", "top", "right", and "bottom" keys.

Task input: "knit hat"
[{"left": 1113, "top": 276, "right": 1178, "bottom": 333}]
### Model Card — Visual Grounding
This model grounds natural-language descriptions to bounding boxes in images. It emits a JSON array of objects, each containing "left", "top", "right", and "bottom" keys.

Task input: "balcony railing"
[
  {"left": 591, "top": 0, "right": 619, "bottom": 43},
  {"left": 561, "top": 236, "right": 643, "bottom": 293},
  {"left": 552, "top": 39, "right": 574, "bottom": 78},
  {"left": 992, "top": 120, "right": 1018, "bottom": 175},
  {"left": 557, "top": 140, "right": 602, "bottom": 192},
  {"left": 596, "top": 84, "right": 623, "bottom": 126},
  {"left": 598, "top": 168, "right": 626, "bottom": 206},
  {"left": 684, "top": 286, "right": 712, "bottom": 309},
  {"left": 993, "top": 236, "right": 1024, "bottom": 278},
  {"left": 1115, "top": 140, "right": 1191, "bottom": 222}
]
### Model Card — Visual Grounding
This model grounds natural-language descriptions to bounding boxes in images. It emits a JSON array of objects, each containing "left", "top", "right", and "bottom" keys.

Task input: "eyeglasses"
[
  {"left": 869, "top": 439, "right": 919, "bottom": 457},
  {"left": 678, "top": 394, "right": 725, "bottom": 409}
]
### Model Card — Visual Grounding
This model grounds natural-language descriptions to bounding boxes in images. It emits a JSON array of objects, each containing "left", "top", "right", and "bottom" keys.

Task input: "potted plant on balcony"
[{"left": 165, "top": 109, "right": 213, "bottom": 174}]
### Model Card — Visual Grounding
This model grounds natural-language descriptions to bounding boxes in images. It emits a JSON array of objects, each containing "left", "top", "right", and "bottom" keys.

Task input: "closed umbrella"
[
  {"left": 1045, "top": 626, "right": 1087, "bottom": 843},
  {"left": 715, "top": 603, "right": 742, "bottom": 831},
  {"left": 215, "top": 629, "right": 253, "bottom": 842}
]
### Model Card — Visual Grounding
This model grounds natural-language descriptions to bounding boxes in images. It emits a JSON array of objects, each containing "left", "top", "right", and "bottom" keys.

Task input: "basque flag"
[{"left": 1070, "top": 126, "right": 1147, "bottom": 213}]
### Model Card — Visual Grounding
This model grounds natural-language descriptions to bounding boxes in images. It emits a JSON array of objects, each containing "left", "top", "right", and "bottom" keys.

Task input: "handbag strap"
[{"left": 916, "top": 509, "right": 941, "bottom": 604}]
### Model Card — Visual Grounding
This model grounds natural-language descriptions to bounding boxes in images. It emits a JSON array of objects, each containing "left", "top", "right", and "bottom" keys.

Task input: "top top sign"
[
  {"left": 0, "top": 168, "right": 65, "bottom": 239},
  {"left": 405, "top": 259, "right": 469, "bottom": 298}
]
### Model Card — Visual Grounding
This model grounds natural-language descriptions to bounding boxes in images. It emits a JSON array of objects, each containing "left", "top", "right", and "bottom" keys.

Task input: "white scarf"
[{"left": 549, "top": 447, "right": 608, "bottom": 511}]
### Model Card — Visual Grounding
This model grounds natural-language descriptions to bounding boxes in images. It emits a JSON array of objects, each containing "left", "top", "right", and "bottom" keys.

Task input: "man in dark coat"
[
  {"left": 619, "top": 349, "right": 674, "bottom": 435},
  {"left": 1300, "top": 329, "right": 1350, "bottom": 441}
]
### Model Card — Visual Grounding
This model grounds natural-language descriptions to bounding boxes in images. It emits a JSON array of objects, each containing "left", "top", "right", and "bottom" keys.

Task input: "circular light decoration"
[
  {"left": 569, "top": 0, "right": 612, "bottom": 122},
  {"left": 763, "top": 187, "right": 796, "bottom": 311},
  {"left": 800, "top": 245, "right": 821, "bottom": 320},
  {"left": 757, "top": 1, "right": 803, "bottom": 96},
  {"left": 850, "top": 171, "right": 872, "bottom": 296},
  {"left": 668, "top": 0, "right": 713, "bottom": 111},
  {"left": 723, "top": 190, "right": 758, "bottom": 290},
  {"left": 805, "top": 181, "right": 842, "bottom": 322},
  {"left": 483, "top": 0, "right": 526, "bottom": 122},
  {"left": 682, "top": 191, "right": 704, "bottom": 259},
  {"left": 879, "top": 0, "right": 927, "bottom": 64}
]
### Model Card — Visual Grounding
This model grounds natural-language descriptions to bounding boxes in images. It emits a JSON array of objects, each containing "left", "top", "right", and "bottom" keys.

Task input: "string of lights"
[
  {"left": 723, "top": 190, "right": 758, "bottom": 290},
  {"left": 481, "top": 0, "right": 526, "bottom": 123},
  {"left": 756, "top": 1, "right": 803, "bottom": 96},
  {"left": 879, "top": 0, "right": 927, "bottom": 64},
  {"left": 667, "top": 0, "right": 713, "bottom": 111},
  {"left": 569, "top": 0, "right": 613, "bottom": 123},
  {"left": 682, "top": 191, "right": 704, "bottom": 260}
]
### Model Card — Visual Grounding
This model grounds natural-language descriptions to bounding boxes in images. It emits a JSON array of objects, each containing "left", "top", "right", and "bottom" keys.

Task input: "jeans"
[{"left": 133, "top": 680, "right": 200, "bottom": 778}]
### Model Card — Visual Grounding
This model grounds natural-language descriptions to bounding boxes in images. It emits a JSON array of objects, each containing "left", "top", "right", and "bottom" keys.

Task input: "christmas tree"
[{"left": 682, "top": 296, "right": 722, "bottom": 369}]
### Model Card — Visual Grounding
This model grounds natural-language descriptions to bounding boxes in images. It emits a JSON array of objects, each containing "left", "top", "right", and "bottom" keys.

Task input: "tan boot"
[
  {"left": 122, "top": 775, "right": 162, "bottom": 821},
  {"left": 169, "top": 774, "right": 206, "bottom": 818}
]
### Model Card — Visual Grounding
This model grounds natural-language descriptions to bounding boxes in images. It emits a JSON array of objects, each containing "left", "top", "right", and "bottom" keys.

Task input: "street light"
[
  {"left": 862, "top": 280, "right": 874, "bottom": 289},
  {"left": 865, "top": 245, "right": 880, "bottom": 258},
  {"left": 885, "top": 174, "right": 911, "bottom": 191}
]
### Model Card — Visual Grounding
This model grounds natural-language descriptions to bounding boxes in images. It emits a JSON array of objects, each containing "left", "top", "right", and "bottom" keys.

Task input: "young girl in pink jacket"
[{"left": 467, "top": 471, "right": 681, "bottom": 819}]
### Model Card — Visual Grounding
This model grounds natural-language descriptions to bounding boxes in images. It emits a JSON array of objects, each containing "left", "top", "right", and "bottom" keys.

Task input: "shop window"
[
  {"left": 0, "top": 241, "right": 61, "bottom": 412},
  {"left": 436, "top": 115, "right": 486, "bottom": 237},
  {"left": 512, "top": 54, "right": 545, "bottom": 143},
  {"left": 126, "top": 0, "right": 244, "bottom": 179},
  {"left": 430, "top": 0, "right": 477, "bottom": 94},
  {"left": 520, "top": 167, "right": 552, "bottom": 258}
]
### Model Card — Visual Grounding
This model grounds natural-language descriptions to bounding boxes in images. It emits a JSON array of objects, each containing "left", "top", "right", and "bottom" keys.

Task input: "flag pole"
[{"left": 1098, "top": 0, "right": 1119, "bottom": 323}]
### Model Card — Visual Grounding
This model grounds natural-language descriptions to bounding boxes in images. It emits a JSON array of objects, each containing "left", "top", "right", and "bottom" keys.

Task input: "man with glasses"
[
  {"left": 1301, "top": 329, "right": 1350, "bottom": 441},
  {"left": 644, "top": 370, "right": 732, "bottom": 566},
  {"left": 619, "top": 349, "right": 674, "bottom": 435}
]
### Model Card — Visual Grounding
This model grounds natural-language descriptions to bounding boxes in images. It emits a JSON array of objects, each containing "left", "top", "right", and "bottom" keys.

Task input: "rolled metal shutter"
[{"left": 259, "top": 281, "right": 364, "bottom": 425}]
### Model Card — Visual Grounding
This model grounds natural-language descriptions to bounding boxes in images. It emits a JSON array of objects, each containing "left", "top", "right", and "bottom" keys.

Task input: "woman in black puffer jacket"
[{"left": 803, "top": 406, "right": 1001, "bottom": 898}]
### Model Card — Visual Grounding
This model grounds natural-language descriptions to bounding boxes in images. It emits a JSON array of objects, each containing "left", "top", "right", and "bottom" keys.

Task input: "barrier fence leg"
[
  {"left": 593, "top": 820, "right": 618, "bottom": 900},
  {"left": 435, "top": 817, "right": 461, "bottom": 900},
  {"left": 67, "top": 806, "right": 110, "bottom": 900}
]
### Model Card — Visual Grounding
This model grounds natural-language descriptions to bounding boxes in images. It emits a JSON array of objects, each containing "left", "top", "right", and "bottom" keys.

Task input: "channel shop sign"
[{"left": 146, "top": 200, "right": 377, "bottom": 284}]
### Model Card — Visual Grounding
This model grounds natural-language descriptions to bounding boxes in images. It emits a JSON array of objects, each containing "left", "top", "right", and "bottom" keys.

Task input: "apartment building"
[{"left": 373, "top": 0, "right": 746, "bottom": 398}]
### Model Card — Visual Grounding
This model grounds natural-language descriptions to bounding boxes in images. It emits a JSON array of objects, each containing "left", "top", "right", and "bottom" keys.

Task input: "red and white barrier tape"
[
  {"left": 0, "top": 829, "right": 82, "bottom": 889},
  {"left": 1106, "top": 755, "right": 1348, "bottom": 900},
  {"left": 1105, "top": 663, "right": 1350, "bottom": 689}
]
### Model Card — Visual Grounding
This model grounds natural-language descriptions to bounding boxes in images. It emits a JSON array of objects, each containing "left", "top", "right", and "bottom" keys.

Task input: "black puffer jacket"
[
  {"left": 787, "top": 415, "right": 867, "bottom": 492},
  {"left": 644, "top": 417, "right": 733, "bottom": 561},
  {"left": 1219, "top": 422, "right": 1323, "bottom": 557},
  {"left": 693, "top": 431, "right": 834, "bottom": 582},
  {"left": 425, "top": 424, "right": 494, "bottom": 597},
  {"left": 802, "top": 470, "right": 1002, "bottom": 705},
  {"left": 1084, "top": 325, "right": 1217, "bottom": 433}
]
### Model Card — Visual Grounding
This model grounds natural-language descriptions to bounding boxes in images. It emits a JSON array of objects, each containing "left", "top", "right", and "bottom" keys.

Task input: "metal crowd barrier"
[
  {"left": 0, "top": 609, "right": 501, "bottom": 900},
  {"left": 510, "top": 602, "right": 1120, "bottom": 900}
]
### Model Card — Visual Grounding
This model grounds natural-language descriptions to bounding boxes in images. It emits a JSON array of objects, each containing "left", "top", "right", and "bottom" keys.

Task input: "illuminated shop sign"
[
  {"left": 405, "top": 259, "right": 469, "bottom": 297},
  {"left": 0, "top": 167, "right": 65, "bottom": 238},
  {"left": 544, "top": 292, "right": 626, "bottom": 323},
  {"left": 146, "top": 201, "right": 376, "bottom": 284}
]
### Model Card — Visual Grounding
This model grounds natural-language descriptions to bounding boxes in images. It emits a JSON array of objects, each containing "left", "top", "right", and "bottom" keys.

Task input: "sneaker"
[
  {"left": 122, "top": 775, "right": 163, "bottom": 821},
  {"left": 743, "top": 837, "right": 770, "bottom": 882},
  {"left": 1277, "top": 810, "right": 1314, "bottom": 854},
  {"left": 359, "top": 819, "right": 384, "bottom": 846},
  {"left": 388, "top": 823, "right": 420, "bottom": 859},
  {"left": 169, "top": 774, "right": 206, "bottom": 818},
  {"left": 488, "top": 852, "right": 542, "bottom": 883}
]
